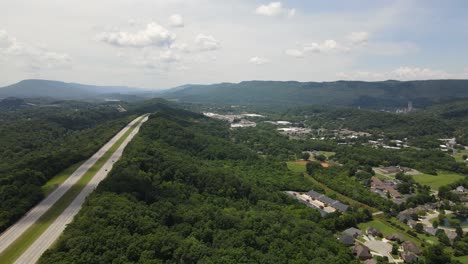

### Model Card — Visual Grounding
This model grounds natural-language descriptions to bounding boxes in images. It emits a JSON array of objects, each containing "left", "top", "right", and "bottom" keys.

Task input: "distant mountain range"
[
  {"left": 160, "top": 80, "right": 468, "bottom": 108},
  {"left": 0, "top": 79, "right": 149, "bottom": 100},
  {"left": 2, "top": 79, "right": 468, "bottom": 109}
]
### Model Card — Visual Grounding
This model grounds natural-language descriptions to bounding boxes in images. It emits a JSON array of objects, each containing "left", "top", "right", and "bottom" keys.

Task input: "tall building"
[{"left": 407, "top": 101, "right": 413, "bottom": 112}]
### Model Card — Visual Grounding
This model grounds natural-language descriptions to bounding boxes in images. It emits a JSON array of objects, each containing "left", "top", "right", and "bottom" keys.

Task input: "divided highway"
[{"left": 0, "top": 114, "right": 149, "bottom": 264}]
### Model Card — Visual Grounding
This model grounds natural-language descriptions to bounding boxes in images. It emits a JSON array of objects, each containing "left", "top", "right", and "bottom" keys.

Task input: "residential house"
[
  {"left": 343, "top": 227, "right": 363, "bottom": 238},
  {"left": 385, "top": 233, "right": 405, "bottom": 243},
  {"left": 338, "top": 233, "right": 355, "bottom": 246},
  {"left": 366, "top": 227, "right": 383, "bottom": 238},
  {"left": 353, "top": 244, "right": 372, "bottom": 260},
  {"left": 402, "top": 241, "right": 421, "bottom": 255}
]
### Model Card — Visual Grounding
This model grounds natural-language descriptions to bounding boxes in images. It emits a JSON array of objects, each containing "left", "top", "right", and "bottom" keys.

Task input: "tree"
[
  {"left": 301, "top": 152, "right": 310, "bottom": 161},
  {"left": 391, "top": 243, "right": 399, "bottom": 255},
  {"left": 456, "top": 224, "right": 464, "bottom": 239},
  {"left": 436, "top": 230, "right": 451, "bottom": 246},
  {"left": 432, "top": 220, "right": 439, "bottom": 228},
  {"left": 425, "top": 244, "right": 451, "bottom": 264},
  {"left": 414, "top": 223, "right": 424, "bottom": 233}
]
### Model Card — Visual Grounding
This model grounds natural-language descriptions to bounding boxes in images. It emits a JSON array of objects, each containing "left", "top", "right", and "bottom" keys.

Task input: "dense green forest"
[
  {"left": 40, "top": 105, "right": 366, "bottom": 263},
  {"left": 0, "top": 101, "right": 134, "bottom": 232},
  {"left": 162, "top": 80, "right": 468, "bottom": 108}
]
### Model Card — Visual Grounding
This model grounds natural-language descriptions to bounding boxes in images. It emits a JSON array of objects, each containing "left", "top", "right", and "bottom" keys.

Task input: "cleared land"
[
  {"left": 286, "top": 161, "right": 377, "bottom": 212},
  {"left": 0, "top": 115, "right": 147, "bottom": 264},
  {"left": 413, "top": 171, "right": 465, "bottom": 190}
]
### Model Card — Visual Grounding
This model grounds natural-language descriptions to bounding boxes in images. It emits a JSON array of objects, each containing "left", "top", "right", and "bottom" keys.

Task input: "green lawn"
[
  {"left": 286, "top": 161, "right": 307, "bottom": 173},
  {"left": 41, "top": 161, "right": 85, "bottom": 196},
  {"left": 455, "top": 255, "right": 468, "bottom": 264},
  {"left": 358, "top": 217, "right": 437, "bottom": 247},
  {"left": 0, "top": 116, "right": 145, "bottom": 264},
  {"left": 320, "top": 151, "right": 336, "bottom": 158},
  {"left": 454, "top": 149, "right": 468, "bottom": 163},
  {"left": 413, "top": 170, "right": 465, "bottom": 190}
]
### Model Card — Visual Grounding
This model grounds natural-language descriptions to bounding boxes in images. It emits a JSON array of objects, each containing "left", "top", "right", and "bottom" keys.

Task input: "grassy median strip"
[
  {"left": 41, "top": 161, "right": 86, "bottom": 196},
  {"left": 0, "top": 116, "right": 144, "bottom": 264}
]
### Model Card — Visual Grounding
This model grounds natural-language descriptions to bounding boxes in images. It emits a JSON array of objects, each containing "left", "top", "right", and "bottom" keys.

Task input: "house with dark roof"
[
  {"left": 402, "top": 241, "right": 421, "bottom": 255},
  {"left": 385, "top": 233, "right": 405, "bottom": 243},
  {"left": 343, "top": 227, "right": 363, "bottom": 238},
  {"left": 353, "top": 244, "right": 372, "bottom": 260},
  {"left": 338, "top": 233, "right": 355, "bottom": 246},
  {"left": 370, "top": 176, "right": 401, "bottom": 198},
  {"left": 366, "top": 227, "right": 383, "bottom": 238},
  {"left": 401, "top": 251, "right": 418, "bottom": 263}
]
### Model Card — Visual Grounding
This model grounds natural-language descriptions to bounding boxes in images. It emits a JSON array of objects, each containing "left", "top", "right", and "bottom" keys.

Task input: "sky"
[{"left": 1, "top": 0, "right": 468, "bottom": 89}]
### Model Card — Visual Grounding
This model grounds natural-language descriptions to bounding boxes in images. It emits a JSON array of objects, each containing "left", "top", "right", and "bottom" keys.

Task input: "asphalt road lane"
[{"left": 0, "top": 115, "right": 145, "bottom": 258}]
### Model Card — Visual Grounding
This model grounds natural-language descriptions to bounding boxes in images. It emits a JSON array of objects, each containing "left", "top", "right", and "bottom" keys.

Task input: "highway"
[{"left": 0, "top": 114, "right": 148, "bottom": 263}]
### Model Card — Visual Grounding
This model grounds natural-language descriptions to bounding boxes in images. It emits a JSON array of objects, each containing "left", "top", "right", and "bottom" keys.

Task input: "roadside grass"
[
  {"left": 286, "top": 161, "right": 378, "bottom": 213},
  {"left": 413, "top": 170, "right": 465, "bottom": 190},
  {"left": 0, "top": 116, "right": 144, "bottom": 264},
  {"left": 41, "top": 161, "right": 85, "bottom": 196}
]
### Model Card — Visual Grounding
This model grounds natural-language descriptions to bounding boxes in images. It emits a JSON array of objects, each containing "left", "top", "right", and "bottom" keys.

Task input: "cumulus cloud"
[
  {"left": 285, "top": 49, "right": 303, "bottom": 58},
  {"left": 347, "top": 31, "right": 369, "bottom": 45},
  {"left": 0, "top": 29, "right": 71, "bottom": 69},
  {"left": 337, "top": 66, "right": 467, "bottom": 81},
  {"left": 98, "top": 22, "right": 176, "bottom": 47},
  {"left": 289, "top": 39, "right": 347, "bottom": 58},
  {"left": 255, "top": 2, "right": 295, "bottom": 17},
  {"left": 249, "top": 56, "right": 270, "bottom": 65},
  {"left": 135, "top": 49, "right": 181, "bottom": 70},
  {"left": 195, "top": 34, "right": 220, "bottom": 51},
  {"left": 169, "top": 14, "right": 184, "bottom": 28}
]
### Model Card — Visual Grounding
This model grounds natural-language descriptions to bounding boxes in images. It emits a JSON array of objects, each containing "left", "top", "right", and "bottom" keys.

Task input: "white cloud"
[
  {"left": 170, "top": 43, "right": 190, "bottom": 53},
  {"left": 98, "top": 22, "right": 176, "bottom": 47},
  {"left": 249, "top": 56, "right": 270, "bottom": 65},
  {"left": 195, "top": 34, "right": 220, "bottom": 51},
  {"left": 169, "top": 14, "right": 184, "bottom": 28},
  {"left": 285, "top": 49, "right": 303, "bottom": 58},
  {"left": 337, "top": 66, "right": 466, "bottom": 81},
  {"left": 0, "top": 29, "right": 71, "bottom": 70},
  {"left": 255, "top": 2, "right": 295, "bottom": 17},
  {"left": 347, "top": 31, "right": 369, "bottom": 45}
]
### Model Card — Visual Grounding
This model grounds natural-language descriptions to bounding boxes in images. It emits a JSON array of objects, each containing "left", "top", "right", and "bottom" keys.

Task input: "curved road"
[{"left": 0, "top": 115, "right": 148, "bottom": 263}]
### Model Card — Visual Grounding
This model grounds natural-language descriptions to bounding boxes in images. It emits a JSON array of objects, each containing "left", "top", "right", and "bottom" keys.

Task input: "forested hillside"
[
  {"left": 161, "top": 80, "right": 468, "bottom": 108},
  {"left": 0, "top": 102, "right": 134, "bottom": 232},
  {"left": 40, "top": 105, "right": 362, "bottom": 263}
]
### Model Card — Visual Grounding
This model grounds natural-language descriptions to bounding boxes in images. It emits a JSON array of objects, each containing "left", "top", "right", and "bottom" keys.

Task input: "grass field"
[
  {"left": 455, "top": 255, "right": 468, "bottom": 264},
  {"left": 320, "top": 151, "right": 336, "bottom": 158},
  {"left": 413, "top": 171, "right": 465, "bottom": 190},
  {"left": 286, "top": 161, "right": 308, "bottom": 173},
  {"left": 358, "top": 217, "right": 437, "bottom": 247},
  {"left": 454, "top": 149, "right": 468, "bottom": 163},
  {"left": 41, "top": 161, "right": 85, "bottom": 196},
  {"left": 286, "top": 161, "right": 378, "bottom": 212},
  {"left": 0, "top": 116, "right": 144, "bottom": 264}
]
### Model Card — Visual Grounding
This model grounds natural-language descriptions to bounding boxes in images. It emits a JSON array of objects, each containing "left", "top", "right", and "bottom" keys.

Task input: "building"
[
  {"left": 385, "top": 233, "right": 405, "bottom": 243},
  {"left": 353, "top": 244, "right": 372, "bottom": 260},
  {"left": 343, "top": 227, "right": 363, "bottom": 238},
  {"left": 306, "top": 190, "right": 349, "bottom": 213},
  {"left": 338, "top": 233, "right": 355, "bottom": 246},
  {"left": 366, "top": 227, "right": 383, "bottom": 238},
  {"left": 402, "top": 241, "right": 421, "bottom": 255},
  {"left": 401, "top": 251, "right": 418, "bottom": 263},
  {"left": 370, "top": 177, "right": 402, "bottom": 198}
]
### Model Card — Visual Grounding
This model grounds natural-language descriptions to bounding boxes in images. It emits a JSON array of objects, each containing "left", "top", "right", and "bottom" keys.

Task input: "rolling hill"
[
  {"left": 161, "top": 80, "right": 468, "bottom": 108},
  {"left": 0, "top": 79, "right": 148, "bottom": 100}
]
